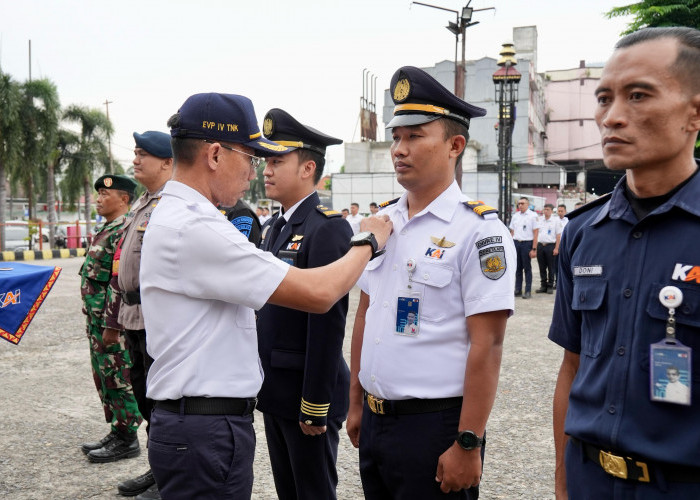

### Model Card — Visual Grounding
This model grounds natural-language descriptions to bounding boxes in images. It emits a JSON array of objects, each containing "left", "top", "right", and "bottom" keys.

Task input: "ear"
[
  {"left": 299, "top": 159, "right": 316, "bottom": 181},
  {"left": 205, "top": 142, "right": 221, "bottom": 172},
  {"left": 687, "top": 93, "right": 700, "bottom": 134},
  {"left": 448, "top": 134, "right": 467, "bottom": 159},
  {"left": 162, "top": 157, "right": 174, "bottom": 170}
]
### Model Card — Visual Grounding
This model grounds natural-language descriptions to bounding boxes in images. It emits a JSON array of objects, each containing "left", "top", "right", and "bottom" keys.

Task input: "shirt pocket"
[
  {"left": 571, "top": 279, "right": 608, "bottom": 358},
  {"left": 411, "top": 262, "right": 453, "bottom": 322},
  {"left": 644, "top": 282, "right": 700, "bottom": 382}
]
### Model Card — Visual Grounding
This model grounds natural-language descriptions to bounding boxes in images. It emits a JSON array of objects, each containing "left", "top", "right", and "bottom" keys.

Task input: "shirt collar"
[
  {"left": 282, "top": 192, "right": 315, "bottom": 222},
  {"left": 397, "top": 181, "right": 463, "bottom": 223}
]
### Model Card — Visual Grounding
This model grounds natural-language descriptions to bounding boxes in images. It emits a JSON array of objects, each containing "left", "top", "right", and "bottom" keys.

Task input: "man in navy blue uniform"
[
  {"left": 257, "top": 108, "right": 353, "bottom": 500},
  {"left": 550, "top": 27, "right": 700, "bottom": 499}
]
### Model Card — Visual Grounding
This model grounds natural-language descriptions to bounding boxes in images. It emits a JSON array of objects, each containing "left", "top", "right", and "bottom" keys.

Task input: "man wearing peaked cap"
[
  {"left": 102, "top": 131, "right": 172, "bottom": 499},
  {"left": 257, "top": 108, "right": 352, "bottom": 499},
  {"left": 80, "top": 174, "right": 142, "bottom": 466},
  {"left": 347, "top": 66, "right": 516, "bottom": 499},
  {"left": 139, "top": 93, "right": 392, "bottom": 498}
]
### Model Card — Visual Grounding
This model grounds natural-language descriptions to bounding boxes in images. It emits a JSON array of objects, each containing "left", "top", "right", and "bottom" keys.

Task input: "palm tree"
[
  {"left": 606, "top": 1, "right": 700, "bottom": 33},
  {"left": 0, "top": 70, "right": 24, "bottom": 251},
  {"left": 62, "top": 105, "right": 113, "bottom": 238}
]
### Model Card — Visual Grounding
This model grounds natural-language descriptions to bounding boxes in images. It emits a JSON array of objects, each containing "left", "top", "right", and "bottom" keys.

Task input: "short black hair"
[
  {"left": 370, "top": 202, "right": 378, "bottom": 208},
  {"left": 558, "top": 204, "right": 567, "bottom": 209},
  {"left": 440, "top": 118, "right": 470, "bottom": 167},
  {"left": 616, "top": 27, "right": 700, "bottom": 94},
  {"left": 544, "top": 203, "right": 554, "bottom": 209},
  {"left": 167, "top": 113, "right": 204, "bottom": 164},
  {"left": 296, "top": 149, "right": 325, "bottom": 184}
]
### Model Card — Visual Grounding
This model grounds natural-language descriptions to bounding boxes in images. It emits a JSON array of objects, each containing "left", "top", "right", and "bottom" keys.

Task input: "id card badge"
[
  {"left": 650, "top": 285, "right": 692, "bottom": 405},
  {"left": 395, "top": 290, "right": 422, "bottom": 337},
  {"left": 650, "top": 340, "right": 692, "bottom": 405}
]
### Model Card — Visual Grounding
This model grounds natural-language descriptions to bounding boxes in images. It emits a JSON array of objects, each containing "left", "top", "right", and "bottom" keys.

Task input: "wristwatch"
[
  {"left": 349, "top": 231, "right": 385, "bottom": 260},
  {"left": 456, "top": 430, "right": 485, "bottom": 450}
]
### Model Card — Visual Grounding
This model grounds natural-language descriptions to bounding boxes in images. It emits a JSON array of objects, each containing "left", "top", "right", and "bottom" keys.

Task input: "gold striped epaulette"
[
  {"left": 316, "top": 205, "right": 341, "bottom": 218},
  {"left": 300, "top": 398, "right": 330, "bottom": 417},
  {"left": 379, "top": 197, "right": 400, "bottom": 209},
  {"left": 463, "top": 200, "right": 498, "bottom": 217}
]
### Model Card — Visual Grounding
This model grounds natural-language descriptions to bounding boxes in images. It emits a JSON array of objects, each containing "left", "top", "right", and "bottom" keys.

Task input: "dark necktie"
[{"left": 266, "top": 216, "right": 286, "bottom": 250}]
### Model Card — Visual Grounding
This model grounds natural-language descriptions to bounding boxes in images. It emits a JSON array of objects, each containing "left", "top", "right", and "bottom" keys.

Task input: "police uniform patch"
[
  {"left": 475, "top": 236, "right": 503, "bottom": 249},
  {"left": 393, "top": 77, "right": 411, "bottom": 102},
  {"left": 231, "top": 215, "right": 254, "bottom": 238},
  {"left": 479, "top": 246, "right": 506, "bottom": 280}
]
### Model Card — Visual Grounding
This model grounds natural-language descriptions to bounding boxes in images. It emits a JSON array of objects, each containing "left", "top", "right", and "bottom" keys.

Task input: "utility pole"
[{"left": 103, "top": 99, "right": 114, "bottom": 173}]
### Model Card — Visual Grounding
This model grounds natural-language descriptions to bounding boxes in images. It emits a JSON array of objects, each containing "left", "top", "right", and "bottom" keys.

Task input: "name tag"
[{"left": 574, "top": 265, "right": 603, "bottom": 276}]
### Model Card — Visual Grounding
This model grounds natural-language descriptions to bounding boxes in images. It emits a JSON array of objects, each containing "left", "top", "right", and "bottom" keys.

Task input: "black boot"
[
  {"left": 136, "top": 484, "right": 161, "bottom": 500},
  {"left": 118, "top": 469, "right": 155, "bottom": 496},
  {"left": 80, "top": 431, "right": 117, "bottom": 455},
  {"left": 87, "top": 432, "right": 140, "bottom": 463}
]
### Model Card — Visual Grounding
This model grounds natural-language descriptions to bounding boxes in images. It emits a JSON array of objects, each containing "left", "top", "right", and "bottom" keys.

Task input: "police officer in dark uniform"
[
  {"left": 219, "top": 199, "right": 262, "bottom": 245},
  {"left": 256, "top": 108, "right": 352, "bottom": 500},
  {"left": 551, "top": 27, "right": 700, "bottom": 499}
]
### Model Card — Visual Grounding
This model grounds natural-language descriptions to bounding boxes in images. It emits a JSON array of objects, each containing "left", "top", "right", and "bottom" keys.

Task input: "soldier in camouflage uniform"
[{"left": 79, "top": 174, "right": 142, "bottom": 464}]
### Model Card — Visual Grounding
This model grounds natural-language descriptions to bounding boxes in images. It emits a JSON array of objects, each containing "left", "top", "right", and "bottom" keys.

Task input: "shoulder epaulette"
[
  {"left": 567, "top": 193, "right": 612, "bottom": 220},
  {"left": 316, "top": 205, "right": 341, "bottom": 218},
  {"left": 463, "top": 200, "right": 498, "bottom": 217},
  {"left": 379, "top": 197, "right": 400, "bottom": 209}
]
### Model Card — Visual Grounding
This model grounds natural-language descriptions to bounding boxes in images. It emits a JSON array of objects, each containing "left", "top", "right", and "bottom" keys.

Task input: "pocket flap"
[
  {"left": 270, "top": 349, "right": 305, "bottom": 370},
  {"left": 572, "top": 279, "right": 607, "bottom": 311},
  {"left": 646, "top": 283, "right": 700, "bottom": 328},
  {"left": 411, "top": 262, "right": 452, "bottom": 288}
]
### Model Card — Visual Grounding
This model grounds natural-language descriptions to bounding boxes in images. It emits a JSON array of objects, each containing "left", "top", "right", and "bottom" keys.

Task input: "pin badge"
[{"left": 659, "top": 286, "right": 683, "bottom": 310}]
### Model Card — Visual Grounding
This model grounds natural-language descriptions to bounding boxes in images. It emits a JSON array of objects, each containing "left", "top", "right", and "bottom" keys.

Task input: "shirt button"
[
  {"left": 682, "top": 305, "right": 691, "bottom": 315},
  {"left": 579, "top": 293, "right": 586, "bottom": 303},
  {"left": 375, "top": 338, "right": 380, "bottom": 344},
  {"left": 608, "top": 405, "right": 616, "bottom": 414},
  {"left": 393, "top": 264, "right": 397, "bottom": 271},
  {"left": 632, "top": 231, "right": 643, "bottom": 239},
  {"left": 623, "top": 289, "right": 633, "bottom": 298},
  {"left": 383, "top": 301, "right": 388, "bottom": 308},
  {"left": 371, "top": 375, "right": 376, "bottom": 382},
  {"left": 423, "top": 273, "right": 430, "bottom": 280},
  {"left": 401, "top": 230, "right": 407, "bottom": 235},
  {"left": 617, "top": 346, "right": 625, "bottom": 356}
]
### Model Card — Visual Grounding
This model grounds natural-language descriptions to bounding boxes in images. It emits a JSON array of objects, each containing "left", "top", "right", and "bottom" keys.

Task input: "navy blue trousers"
[
  {"left": 359, "top": 402, "right": 481, "bottom": 500},
  {"left": 148, "top": 407, "right": 255, "bottom": 499},
  {"left": 263, "top": 413, "right": 342, "bottom": 500},
  {"left": 566, "top": 439, "right": 700, "bottom": 499},
  {"left": 514, "top": 240, "right": 533, "bottom": 292}
]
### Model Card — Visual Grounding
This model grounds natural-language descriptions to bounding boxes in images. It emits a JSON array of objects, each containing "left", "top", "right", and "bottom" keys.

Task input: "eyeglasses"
[{"left": 204, "top": 140, "right": 263, "bottom": 170}]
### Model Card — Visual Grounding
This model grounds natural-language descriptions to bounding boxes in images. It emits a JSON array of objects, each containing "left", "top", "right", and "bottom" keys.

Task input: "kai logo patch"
[
  {"left": 425, "top": 248, "right": 446, "bottom": 260},
  {"left": 0, "top": 289, "right": 20, "bottom": 308},
  {"left": 672, "top": 263, "right": 700, "bottom": 284}
]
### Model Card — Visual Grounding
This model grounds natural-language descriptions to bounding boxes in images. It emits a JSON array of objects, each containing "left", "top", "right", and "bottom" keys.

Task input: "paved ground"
[{"left": 0, "top": 257, "right": 560, "bottom": 499}]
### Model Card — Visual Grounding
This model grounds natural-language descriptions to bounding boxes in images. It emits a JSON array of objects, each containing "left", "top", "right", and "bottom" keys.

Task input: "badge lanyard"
[
  {"left": 649, "top": 286, "right": 692, "bottom": 405},
  {"left": 395, "top": 258, "right": 422, "bottom": 337}
]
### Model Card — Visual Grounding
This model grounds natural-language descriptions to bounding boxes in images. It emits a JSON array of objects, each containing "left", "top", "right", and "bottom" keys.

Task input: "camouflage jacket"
[{"left": 79, "top": 215, "right": 126, "bottom": 327}]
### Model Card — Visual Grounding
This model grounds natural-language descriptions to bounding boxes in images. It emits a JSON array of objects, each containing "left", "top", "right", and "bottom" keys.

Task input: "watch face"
[
  {"left": 352, "top": 231, "right": 372, "bottom": 242},
  {"left": 458, "top": 431, "right": 480, "bottom": 450}
]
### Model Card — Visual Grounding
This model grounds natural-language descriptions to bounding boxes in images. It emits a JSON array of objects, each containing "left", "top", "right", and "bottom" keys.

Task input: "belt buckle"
[
  {"left": 367, "top": 394, "right": 385, "bottom": 415},
  {"left": 599, "top": 450, "right": 628, "bottom": 480}
]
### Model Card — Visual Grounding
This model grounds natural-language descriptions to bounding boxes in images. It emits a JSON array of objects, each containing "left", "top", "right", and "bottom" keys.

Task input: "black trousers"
[
  {"left": 125, "top": 329, "right": 155, "bottom": 434},
  {"left": 536, "top": 243, "right": 556, "bottom": 288}
]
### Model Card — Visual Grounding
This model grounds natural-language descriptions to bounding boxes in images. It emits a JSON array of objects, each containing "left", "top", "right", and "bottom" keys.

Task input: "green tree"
[
  {"left": 606, "top": 1, "right": 700, "bottom": 33},
  {"left": 62, "top": 105, "right": 113, "bottom": 237},
  {"left": 248, "top": 160, "right": 267, "bottom": 203},
  {"left": 0, "top": 70, "right": 24, "bottom": 250}
]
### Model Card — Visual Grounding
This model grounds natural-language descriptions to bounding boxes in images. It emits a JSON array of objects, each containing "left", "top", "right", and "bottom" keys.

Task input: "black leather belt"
[
  {"left": 155, "top": 397, "right": 256, "bottom": 416},
  {"left": 364, "top": 392, "right": 462, "bottom": 416},
  {"left": 538, "top": 242, "right": 554, "bottom": 246},
  {"left": 121, "top": 290, "right": 141, "bottom": 305},
  {"left": 571, "top": 437, "right": 700, "bottom": 483}
]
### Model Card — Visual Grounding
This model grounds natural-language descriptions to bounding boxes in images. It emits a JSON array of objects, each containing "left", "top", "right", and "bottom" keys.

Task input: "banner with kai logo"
[{"left": 0, "top": 263, "right": 61, "bottom": 345}]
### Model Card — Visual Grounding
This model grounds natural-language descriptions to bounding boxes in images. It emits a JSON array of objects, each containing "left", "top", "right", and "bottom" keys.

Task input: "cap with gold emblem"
[
  {"left": 262, "top": 108, "right": 342, "bottom": 157},
  {"left": 94, "top": 174, "right": 137, "bottom": 195},
  {"left": 386, "top": 66, "right": 486, "bottom": 129}
]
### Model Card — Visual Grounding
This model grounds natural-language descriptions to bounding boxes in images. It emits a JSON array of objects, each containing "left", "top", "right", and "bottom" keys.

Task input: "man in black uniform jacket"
[{"left": 257, "top": 108, "right": 353, "bottom": 500}]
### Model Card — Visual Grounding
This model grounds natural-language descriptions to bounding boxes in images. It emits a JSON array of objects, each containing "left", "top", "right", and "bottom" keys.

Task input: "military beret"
[
  {"left": 262, "top": 108, "right": 342, "bottom": 156},
  {"left": 94, "top": 174, "right": 137, "bottom": 194},
  {"left": 169, "top": 93, "right": 290, "bottom": 157},
  {"left": 386, "top": 66, "right": 486, "bottom": 129},
  {"left": 133, "top": 131, "right": 173, "bottom": 158}
]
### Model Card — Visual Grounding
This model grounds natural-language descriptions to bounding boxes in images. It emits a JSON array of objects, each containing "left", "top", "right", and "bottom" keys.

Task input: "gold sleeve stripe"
[
  {"left": 394, "top": 103, "right": 450, "bottom": 116},
  {"left": 301, "top": 408, "right": 328, "bottom": 416},
  {"left": 301, "top": 399, "right": 330, "bottom": 409}
]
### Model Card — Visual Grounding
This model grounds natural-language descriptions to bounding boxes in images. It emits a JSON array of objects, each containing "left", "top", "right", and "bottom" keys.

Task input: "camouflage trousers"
[{"left": 86, "top": 322, "right": 142, "bottom": 436}]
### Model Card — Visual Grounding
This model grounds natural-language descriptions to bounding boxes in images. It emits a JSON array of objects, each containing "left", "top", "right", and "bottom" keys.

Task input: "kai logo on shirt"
[
  {"left": 672, "top": 263, "right": 700, "bottom": 284},
  {"left": 425, "top": 248, "right": 445, "bottom": 260},
  {"left": 0, "top": 289, "right": 20, "bottom": 308}
]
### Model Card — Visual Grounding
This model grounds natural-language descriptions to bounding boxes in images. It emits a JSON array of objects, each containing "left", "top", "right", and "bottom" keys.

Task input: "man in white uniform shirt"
[
  {"left": 509, "top": 197, "right": 539, "bottom": 298},
  {"left": 140, "top": 93, "right": 392, "bottom": 500},
  {"left": 346, "top": 202, "right": 364, "bottom": 234},
  {"left": 535, "top": 204, "right": 561, "bottom": 294},
  {"left": 346, "top": 66, "right": 515, "bottom": 500}
]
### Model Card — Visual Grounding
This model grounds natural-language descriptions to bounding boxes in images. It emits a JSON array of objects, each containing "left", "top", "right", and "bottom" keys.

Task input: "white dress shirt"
[
  {"left": 141, "top": 181, "right": 289, "bottom": 400},
  {"left": 509, "top": 209, "right": 539, "bottom": 241},
  {"left": 346, "top": 213, "right": 363, "bottom": 235},
  {"left": 357, "top": 182, "right": 515, "bottom": 400}
]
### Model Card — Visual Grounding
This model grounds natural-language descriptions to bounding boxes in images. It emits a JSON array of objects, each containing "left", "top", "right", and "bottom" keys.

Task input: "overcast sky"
[{"left": 0, "top": 0, "right": 630, "bottom": 173}]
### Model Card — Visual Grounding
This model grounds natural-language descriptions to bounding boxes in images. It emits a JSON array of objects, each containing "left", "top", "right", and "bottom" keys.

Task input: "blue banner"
[{"left": 0, "top": 263, "right": 61, "bottom": 345}]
